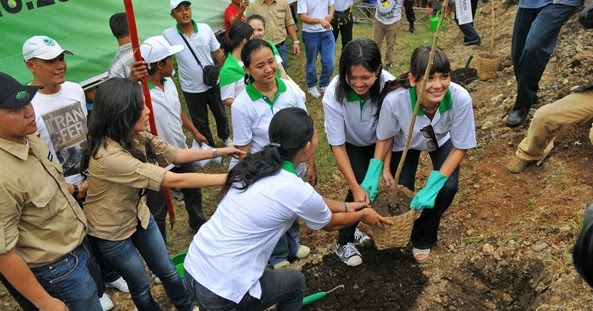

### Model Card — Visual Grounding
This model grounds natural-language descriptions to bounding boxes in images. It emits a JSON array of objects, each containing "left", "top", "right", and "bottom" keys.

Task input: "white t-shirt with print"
[
  {"left": 374, "top": 0, "right": 403, "bottom": 25},
  {"left": 376, "top": 82, "right": 477, "bottom": 152},
  {"left": 184, "top": 169, "right": 332, "bottom": 304},
  {"left": 163, "top": 22, "right": 220, "bottom": 93},
  {"left": 31, "top": 81, "right": 87, "bottom": 185},
  {"left": 323, "top": 70, "right": 395, "bottom": 147},
  {"left": 149, "top": 77, "right": 187, "bottom": 149}
]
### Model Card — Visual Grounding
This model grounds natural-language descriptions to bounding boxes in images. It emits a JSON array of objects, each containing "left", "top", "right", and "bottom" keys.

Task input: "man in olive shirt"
[
  {"left": 0, "top": 72, "right": 102, "bottom": 311},
  {"left": 246, "top": 0, "right": 300, "bottom": 69}
]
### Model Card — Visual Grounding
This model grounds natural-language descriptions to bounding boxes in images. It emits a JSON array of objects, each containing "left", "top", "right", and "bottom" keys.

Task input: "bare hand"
[
  {"left": 193, "top": 132, "right": 209, "bottom": 146},
  {"left": 38, "top": 297, "right": 68, "bottom": 311},
  {"left": 217, "top": 147, "right": 245, "bottom": 158},
  {"left": 129, "top": 60, "right": 148, "bottom": 82},
  {"left": 382, "top": 168, "right": 394, "bottom": 187},
  {"left": 293, "top": 43, "right": 300, "bottom": 55},
  {"left": 320, "top": 19, "right": 332, "bottom": 30},
  {"left": 352, "top": 185, "right": 370, "bottom": 204},
  {"left": 78, "top": 180, "right": 88, "bottom": 199},
  {"left": 307, "top": 165, "right": 318, "bottom": 187},
  {"left": 346, "top": 201, "right": 370, "bottom": 212},
  {"left": 361, "top": 208, "right": 393, "bottom": 230},
  {"left": 240, "top": 0, "right": 250, "bottom": 9}
]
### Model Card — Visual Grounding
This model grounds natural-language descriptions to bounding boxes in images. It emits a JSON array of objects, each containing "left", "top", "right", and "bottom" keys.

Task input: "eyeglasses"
[{"left": 420, "top": 125, "right": 439, "bottom": 150}]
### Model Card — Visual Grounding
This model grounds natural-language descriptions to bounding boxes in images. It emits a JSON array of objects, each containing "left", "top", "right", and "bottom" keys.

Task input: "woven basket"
[
  {"left": 366, "top": 209, "right": 420, "bottom": 250},
  {"left": 475, "top": 51, "right": 500, "bottom": 81},
  {"left": 365, "top": 185, "right": 420, "bottom": 250}
]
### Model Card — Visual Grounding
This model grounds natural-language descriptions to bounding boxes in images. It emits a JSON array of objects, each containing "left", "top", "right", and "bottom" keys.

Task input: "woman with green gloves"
[{"left": 361, "top": 46, "right": 477, "bottom": 263}]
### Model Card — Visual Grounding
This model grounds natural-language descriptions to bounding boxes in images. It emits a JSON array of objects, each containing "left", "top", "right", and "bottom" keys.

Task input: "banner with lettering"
[{"left": 0, "top": 0, "right": 227, "bottom": 84}]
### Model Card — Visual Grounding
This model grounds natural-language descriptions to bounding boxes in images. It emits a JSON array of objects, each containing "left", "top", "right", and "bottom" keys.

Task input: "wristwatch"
[
  {"left": 212, "top": 148, "right": 218, "bottom": 158},
  {"left": 293, "top": 40, "right": 300, "bottom": 44}
]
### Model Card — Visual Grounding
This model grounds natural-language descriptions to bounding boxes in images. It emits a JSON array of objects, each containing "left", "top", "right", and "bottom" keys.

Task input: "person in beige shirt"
[
  {"left": 246, "top": 0, "right": 300, "bottom": 69},
  {"left": 0, "top": 72, "right": 102, "bottom": 311},
  {"left": 80, "top": 77, "right": 242, "bottom": 311}
]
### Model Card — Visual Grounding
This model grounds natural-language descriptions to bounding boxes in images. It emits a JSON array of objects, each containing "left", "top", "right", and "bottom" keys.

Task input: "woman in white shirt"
[
  {"left": 322, "top": 38, "right": 395, "bottom": 267},
  {"left": 184, "top": 107, "right": 390, "bottom": 311},
  {"left": 361, "top": 46, "right": 477, "bottom": 263}
]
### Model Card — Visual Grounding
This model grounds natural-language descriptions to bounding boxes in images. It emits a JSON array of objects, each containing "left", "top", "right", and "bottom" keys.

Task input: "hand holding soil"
[{"left": 360, "top": 208, "right": 393, "bottom": 230}]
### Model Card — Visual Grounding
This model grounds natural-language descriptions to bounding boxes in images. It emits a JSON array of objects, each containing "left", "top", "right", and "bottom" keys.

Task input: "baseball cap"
[
  {"left": 22, "top": 36, "right": 73, "bottom": 61},
  {"left": 140, "top": 36, "right": 184, "bottom": 63},
  {"left": 0, "top": 72, "right": 41, "bottom": 109},
  {"left": 170, "top": 0, "right": 191, "bottom": 11}
]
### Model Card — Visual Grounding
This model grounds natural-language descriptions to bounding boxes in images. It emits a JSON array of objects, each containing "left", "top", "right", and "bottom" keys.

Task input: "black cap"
[{"left": 0, "top": 72, "right": 41, "bottom": 109}]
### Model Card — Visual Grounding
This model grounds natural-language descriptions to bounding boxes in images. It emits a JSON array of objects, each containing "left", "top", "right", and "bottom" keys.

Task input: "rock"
[
  {"left": 467, "top": 229, "right": 475, "bottom": 235},
  {"left": 533, "top": 242, "right": 549, "bottom": 252},
  {"left": 482, "top": 243, "right": 495, "bottom": 253}
]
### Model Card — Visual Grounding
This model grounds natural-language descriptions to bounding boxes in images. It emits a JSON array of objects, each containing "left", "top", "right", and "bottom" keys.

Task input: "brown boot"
[{"left": 507, "top": 155, "right": 530, "bottom": 174}]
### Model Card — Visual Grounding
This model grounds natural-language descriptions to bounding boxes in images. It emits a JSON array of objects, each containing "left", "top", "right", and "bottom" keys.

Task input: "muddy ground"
[{"left": 299, "top": 2, "right": 593, "bottom": 310}]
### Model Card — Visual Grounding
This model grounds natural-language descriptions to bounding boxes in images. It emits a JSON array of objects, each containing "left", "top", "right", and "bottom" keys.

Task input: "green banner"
[{"left": 0, "top": 0, "right": 227, "bottom": 84}]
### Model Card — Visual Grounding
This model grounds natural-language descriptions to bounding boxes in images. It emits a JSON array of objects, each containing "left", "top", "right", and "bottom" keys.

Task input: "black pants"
[
  {"left": 389, "top": 140, "right": 459, "bottom": 249},
  {"left": 404, "top": 0, "right": 416, "bottom": 23},
  {"left": 337, "top": 143, "right": 376, "bottom": 245},
  {"left": 183, "top": 85, "right": 230, "bottom": 147},
  {"left": 455, "top": 0, "right": 480, "bottom": 43},
  {"left": 147, "top": 162, "right": 207, "bottom": 242},
  {"left": 331, "top": 10, "right": 353, "bottom": 50}
]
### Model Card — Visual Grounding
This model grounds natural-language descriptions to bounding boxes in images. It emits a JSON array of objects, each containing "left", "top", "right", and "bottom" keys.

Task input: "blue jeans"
[
  {"left": 389, "top": 140, "right": 460, "bottom": 249},
  {"left": 185, "top": 267, "right": 305, "bottom": 311},
  {"left": 30, "top": 243, "right": 102, "bottom": 311},
  {"left": 302, "top": 30, "right": 336, "bottom": 88},
  {"left": 268, "top": 221, "right": 301, "bottom": 267},
  {"left": 90, "top": 216, "right": 193, "bottom": 311},
  {"left": 276, "top": 41, "right": 289, "bottom": 69},
  {"left": 511, "top": 3, "right": 576, "bottom": 109}
]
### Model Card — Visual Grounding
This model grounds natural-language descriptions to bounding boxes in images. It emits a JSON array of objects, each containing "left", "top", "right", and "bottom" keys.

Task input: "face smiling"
[
  {"left": 347, "top": 65, "right": 378, "bottom": 97},
  {"left": 409, "top": 71, "right": 451, "bottom": 106}
]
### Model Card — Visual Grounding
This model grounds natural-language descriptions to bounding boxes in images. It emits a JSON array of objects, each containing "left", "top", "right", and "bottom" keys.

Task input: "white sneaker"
[
  {"left": 353, "top": 228, "right": 373, "bottom": 248},
  {"left": 99, "top": 293, "right": 114, "bottom": 311},
  {"left": 296, "top": 245, "right": 310, "bottom": 259},
  {"left": 335, "top": 243, "right": 363, "bottom": 266},
  {"left": 223, "top": 137, "right": 233, "bottom": 147},
  {"left": 151, "top": 272, "right": 162, "bottom": 284},
  {"left": 319, "top": 86, "right": 327, "bottom": 93},
  {"left": 308, "top": 87, "right": 321, "bottom": 98},
  {"left": 272, "top": 260, "right": 290, "bottom": 269},
  {"left": 105, "top": 276, "right": 129, "bottom": 293}
]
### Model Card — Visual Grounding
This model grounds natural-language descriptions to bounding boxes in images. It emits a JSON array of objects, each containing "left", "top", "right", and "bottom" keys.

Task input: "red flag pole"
[{"left": 124, "top": 0, "right": 176, "bottom": 229}]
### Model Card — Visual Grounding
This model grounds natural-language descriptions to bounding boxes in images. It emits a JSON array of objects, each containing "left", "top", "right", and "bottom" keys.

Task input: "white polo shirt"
[
  {"left": 184, "top": 164, "right": 332, "bottom": 304},
  {"left": 163, "top": 20, "right": 220, "bottom": 93},
  {"left": 149, "top": 77, "right": 187, "bottom": 149},
  {"left": 31, "top": 81, "right": 87, "bottom": 185},
  {"left": 231, "top": 78, "right": 307, "bottom": 152},
  {"left": 323, "top": 70, "right": 395, "bottom": 147},
  {"left": 376, "top": 82, "right": 477, "bottom": 151},
  {"left": 374, "top": 0, "right": 403, "bottom": 25},
  {"left": 334, "top": 0, "right": 353, "bottom": 12},
  {"left": 298, "top": 0, "right": 335, "bottom": 33}
]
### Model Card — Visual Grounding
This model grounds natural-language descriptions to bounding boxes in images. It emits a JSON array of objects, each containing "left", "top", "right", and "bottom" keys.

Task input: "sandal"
[{"left": 412, "top": 248, "right": 431, "bottom": 264}]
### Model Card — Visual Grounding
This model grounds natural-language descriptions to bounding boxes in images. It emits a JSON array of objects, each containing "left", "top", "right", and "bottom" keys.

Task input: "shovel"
[{"left": 302, "top": 284, "right": 345, "bottom": 306}]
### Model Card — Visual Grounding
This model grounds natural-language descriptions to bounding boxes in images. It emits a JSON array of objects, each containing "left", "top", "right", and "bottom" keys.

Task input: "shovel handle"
[{"left": 302, "top": 292, "right": 327, "bottom": 305}]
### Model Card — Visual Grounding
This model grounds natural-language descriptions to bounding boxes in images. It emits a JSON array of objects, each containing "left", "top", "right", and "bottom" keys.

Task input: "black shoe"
[
  {"left": 505, "top": 107, "right": 529, "bottom": 128},
  {"left": 409, "top": 24, "right": 416, "bottom": 34},
  {"left": 463, "top": 38, "right": 481, "bottom": 46}
]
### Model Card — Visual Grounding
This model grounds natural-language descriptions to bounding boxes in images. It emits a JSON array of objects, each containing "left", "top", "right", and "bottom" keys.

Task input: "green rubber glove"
[
  {"left": 410, "top": 171, "right": 448, "bottom": 210},
  {"left": 360, "top": 158, "right": 383, "bottom": 202}
]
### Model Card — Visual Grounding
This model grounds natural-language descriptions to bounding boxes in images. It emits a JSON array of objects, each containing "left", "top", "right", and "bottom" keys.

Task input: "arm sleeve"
[
  {"left": 0, "top": 184, "right": 21, "bottom": 255},
  {"left": 295, "top": 187, "right": 332, "bottom": 230},
  {"left": 322, "top": 89, "right": 346, "bottom": 146},
  {"left": 231, "top": 101, "right": 253, "bottom": 146},
  {"left": 450, "top": 89, "right": 478, "bottom": 149},
  {"left": 376, "top": 94, "right": 401, "bottom": 140}
]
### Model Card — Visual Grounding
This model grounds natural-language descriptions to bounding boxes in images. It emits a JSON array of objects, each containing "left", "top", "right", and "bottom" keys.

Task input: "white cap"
[
  {"left": 22, "top": 36, "right": 73, "bottom": 61},
  {"left": 140, "top": 36, "right": 184, "bottom": 63},
  {"left": 170, "top": 0, "right": 191, "bottom": 10}
]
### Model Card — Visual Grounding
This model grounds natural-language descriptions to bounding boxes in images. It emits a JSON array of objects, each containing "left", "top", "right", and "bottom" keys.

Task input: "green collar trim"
[
  {"left": 346, "top": 90, "right": 367, "bottom": 111},
  {"left": 409, "top": 87, "right": 453, "bottom": 116},
  {"left": 245, "top": 78, "right": 287, "bottom": 108},
  {"left": 281, "top": 160, "right": 298, "bottom": 176},
  {"left": 176, "top": 20, "right": 198, "bottom": 34},
  {"left": 147, "top": 78, "right": 167, "bottom": 89}
]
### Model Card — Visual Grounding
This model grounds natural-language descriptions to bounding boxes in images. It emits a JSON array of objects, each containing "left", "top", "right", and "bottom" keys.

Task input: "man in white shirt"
[
  {"left": 163, "top": 0, "right": 232, "bottom": 148},
  {"left": 108, "top": 12, "right": 134, "bottom": 79}
]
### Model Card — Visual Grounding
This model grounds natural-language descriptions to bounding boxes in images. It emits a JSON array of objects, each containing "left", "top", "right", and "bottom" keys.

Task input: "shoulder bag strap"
[{"left": 179, "top": 33, "right": 204, "bottom": 69}]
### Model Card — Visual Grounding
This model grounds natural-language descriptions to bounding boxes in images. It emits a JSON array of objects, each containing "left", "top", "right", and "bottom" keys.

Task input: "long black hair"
[
  {"left": 221, "top": 22, "right": 253, "bottom": 54},
  {"left": 335, "top": 38, "right": 383, "bottom": 105},
  {"left": 81, "top": 78, "right": 147, "bottom": 173},
  {"left": 241, "top": 38, "right": 276, "bottom": 84},
  {"left": 379, "top": 46, "right": 451, "bottom": 103},
  {"left": 219, "top": 107, "right": 314, "bottom": 199}
]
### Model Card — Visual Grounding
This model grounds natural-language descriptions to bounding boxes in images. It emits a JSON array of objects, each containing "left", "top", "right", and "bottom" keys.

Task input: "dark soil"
[
  {"left": 302, "top": 247, "right": 428, "bottom": 311},
  {"left": 451, "top": 67, "right": 478, "bottom": 88},
  {"left": 373, "top": 185, "right": 414, "bottom": 217}
]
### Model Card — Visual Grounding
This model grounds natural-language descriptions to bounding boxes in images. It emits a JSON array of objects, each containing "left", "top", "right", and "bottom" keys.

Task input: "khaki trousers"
[
  {"left": 516, "top": 90, "right": 593, "bottom": 162},
  {"left": 372, "top": 18, "right": 400, "bottom": 66}
]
